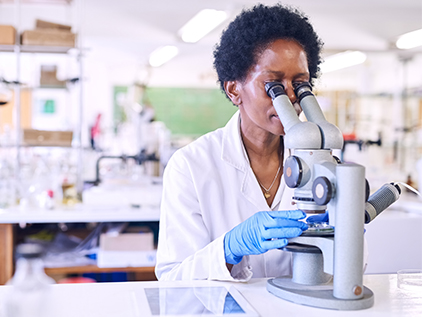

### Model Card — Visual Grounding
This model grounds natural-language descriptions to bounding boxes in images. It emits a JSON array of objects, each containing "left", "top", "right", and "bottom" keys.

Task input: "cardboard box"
[
  {"left": 97, "top": 232, "right": 156, "bottom": 268},
  {"left": 0, "top": 25, "right": 16, "bottom": 45},
  {"left": 97, "top": 249, "right": 156, "bottom": 268},
  {"left": 40, "top": 65, "right": 66, "bottom": 88},
  {"left": 21, "top": 29, "right": 76, "bottom": 47},
  {"left": 36, "top": 19, "right": 72, "bottom": 32},
  {"left": 100, "top": 233, "right": 154, "bottom": 251},
  {"left": 23, "top": 129, "right": 73, "bottom": 147},
  {"left": 0, "top": 89, "right": 32, "bottom": 133}
]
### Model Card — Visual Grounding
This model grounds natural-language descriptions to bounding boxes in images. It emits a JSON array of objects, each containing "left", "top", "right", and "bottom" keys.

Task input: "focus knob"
[
  {"left": 312, "top": 177, "right": 333, "bottom": 205},
  {"left": 284, "top": 156, "right": 303, "bottom": 188}
]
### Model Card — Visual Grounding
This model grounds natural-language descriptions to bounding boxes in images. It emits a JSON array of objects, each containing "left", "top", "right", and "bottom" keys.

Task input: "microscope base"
[{"left": 267, "top": 277, "right": 374, "bottom": 310}]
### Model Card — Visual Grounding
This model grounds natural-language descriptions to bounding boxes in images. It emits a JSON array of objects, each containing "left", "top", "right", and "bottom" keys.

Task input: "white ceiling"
[
  {"left": 78, "top": 0, "right": 422, "bottom": 87},
  {"left": 82, "top": 0, "right": 422, "bottom": 54},
  {"left": 1, "top": 0, "right": 421, "bottom": 88}
]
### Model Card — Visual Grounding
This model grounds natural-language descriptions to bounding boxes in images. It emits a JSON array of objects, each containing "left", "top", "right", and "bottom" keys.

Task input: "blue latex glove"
[
  {"left": 224, "top": 210, "right": 308, "bottom": 265},
  {"left": 306, "top": 212, "right": 329, "bottom": 223}
]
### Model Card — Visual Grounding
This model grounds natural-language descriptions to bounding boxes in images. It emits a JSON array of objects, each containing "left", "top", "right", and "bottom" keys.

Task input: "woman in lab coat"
[{"left": 156, "top": 4, "right": 323, "bottom": 281}]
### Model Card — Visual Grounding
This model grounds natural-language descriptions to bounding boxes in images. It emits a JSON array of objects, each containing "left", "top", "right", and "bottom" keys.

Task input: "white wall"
[{"left": 317, "top": 52, "right": 422, "bottom": 94}]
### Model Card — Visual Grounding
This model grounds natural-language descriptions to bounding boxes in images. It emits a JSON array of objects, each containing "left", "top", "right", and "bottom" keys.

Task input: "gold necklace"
[{"left": 258, "top": 163, "right": 281, "bottom": 199}]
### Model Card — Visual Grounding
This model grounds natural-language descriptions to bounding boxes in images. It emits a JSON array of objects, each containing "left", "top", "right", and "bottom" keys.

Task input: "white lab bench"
[
  {"left": 0, "top": 204, "right": 161, "bottom": 284},
  {"left": 0, "top": 204, "right": 161, "bottom": 224},
  {"left": 0, "top": 275, "right": 420, "bottom": 316},
  {"left": 1, "top": 187, "right": 421, "bottom": 284}
]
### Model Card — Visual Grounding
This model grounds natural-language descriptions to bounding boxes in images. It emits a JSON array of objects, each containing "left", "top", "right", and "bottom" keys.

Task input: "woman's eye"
[
  {"left": 293, "top": 81, "right": 310, "bottom": 88},
  {"left": 264, "top": 80, "right": 283, "bottom": 86}
]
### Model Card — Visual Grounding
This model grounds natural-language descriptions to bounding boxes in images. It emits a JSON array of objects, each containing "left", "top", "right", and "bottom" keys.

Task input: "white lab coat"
[{"left": 155, "top": 111, "right": 295, "bottom": 281}]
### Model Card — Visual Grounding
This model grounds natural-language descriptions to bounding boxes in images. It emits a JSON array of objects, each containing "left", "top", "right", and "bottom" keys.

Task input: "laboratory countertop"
[
  {"left": 0, "top": 274, "right": 421, "bottom": 316},
  {"left": 391, "top": 192, "right": 422, "bottom": 214},
  {"left": 0, "top": 189, "right": 419, "bottom": 226},
  {"left": 0, "top": 204, "right": 160, "bottom": 224},
  {"left": 0, "top": 181, "right": 163, "bottom": 224}
]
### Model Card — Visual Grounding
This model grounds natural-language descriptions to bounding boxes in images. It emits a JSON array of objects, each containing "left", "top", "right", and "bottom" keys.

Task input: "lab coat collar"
[
  {"left": 221, "top": 111, "right": 283, "bottom": 211},
  {"left": 221, "top": 111, "right": 248, "bottom": 172}
]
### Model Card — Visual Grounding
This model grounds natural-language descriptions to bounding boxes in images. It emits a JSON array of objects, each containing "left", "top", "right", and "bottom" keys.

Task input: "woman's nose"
[
  {"left": 293, "top": 101, "right": 302, "bottom": 116},
  {"left": 282, "top": 81, "right": 302, "bottom": 115},
  {"left": 283, "top": 82, "right": 297, "bottom": 104}
]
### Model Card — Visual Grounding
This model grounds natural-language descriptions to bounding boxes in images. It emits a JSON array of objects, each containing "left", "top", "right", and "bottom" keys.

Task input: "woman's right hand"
[
  {"left": 306, "top": 212, "right": 329, "bottom": 223},
  {"left": 224, "top": 210, "right": 308, "bottom": 264}
]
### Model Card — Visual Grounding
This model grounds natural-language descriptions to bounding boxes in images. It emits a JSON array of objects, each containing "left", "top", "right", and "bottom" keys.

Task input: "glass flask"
[{"left": 4, "top": 243, "right": 56, "bottom": 317}]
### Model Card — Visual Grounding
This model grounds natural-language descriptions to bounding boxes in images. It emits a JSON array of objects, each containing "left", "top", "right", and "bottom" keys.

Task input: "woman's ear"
[{"left": 224, "top": 81, "right": 242, "bottom": 106}]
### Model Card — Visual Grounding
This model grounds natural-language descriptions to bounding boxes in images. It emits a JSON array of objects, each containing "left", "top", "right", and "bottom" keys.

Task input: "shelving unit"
[
  {"left": 0, "top": 205, "right": 161, "bottom": 284},
  {"left": 44, "top": 266, "right": 157, "bottom": 282},
  {"left": 44, "top": 265, "right": 155, "bottom": 275},
  {"left": 0, "top": 1, "right": 84, "bottom": 204},
  {"left": 0, "top": 224, "right": 13, "bottom": 285},
  {"left": 0, "top": 45, "right": 14, "bottom": 52},
  {"left": 0, "top": 44, "right": 74, "bottom": 53},
  {"left": 0, "top": 0, "right": 83, "bottom": 176},
  {"left": 0, "top": 0, "right": 159, "bottom": 284},
  {"left": 0, "top": 0, "right": 81, "bottom": 174}
]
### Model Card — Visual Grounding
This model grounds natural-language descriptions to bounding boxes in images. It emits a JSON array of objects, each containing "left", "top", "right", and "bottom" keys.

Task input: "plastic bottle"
[{"left": 4, "top": 243, "right": 56, "bottom": 317}]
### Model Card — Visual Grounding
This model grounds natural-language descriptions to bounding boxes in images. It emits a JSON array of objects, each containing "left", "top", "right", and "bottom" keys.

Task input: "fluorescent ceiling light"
[
  {"left": 149, "top": 46, "right": 179, "bottom": 67},
  {"left": 396, "top": 29, "right": 422, "bottom": 49},
  {"left": 320, "top": 51, "right": 367, "bottom": 73},
  {"left": 179, "top": 9, "right": 227, "bottom": 43}
]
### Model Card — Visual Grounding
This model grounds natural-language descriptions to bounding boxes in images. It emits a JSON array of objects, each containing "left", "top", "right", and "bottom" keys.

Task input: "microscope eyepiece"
[
  {"left": 265, "top": 82, "right": 285, "bottom": 100},
  {"left": 294, "top": 82, "right": 313, "bottom": 102}
]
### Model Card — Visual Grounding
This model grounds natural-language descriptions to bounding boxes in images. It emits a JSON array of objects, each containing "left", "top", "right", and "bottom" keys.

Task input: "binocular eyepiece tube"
[{"left": 365, "top": 183, "right": 401, "bottom": 223}]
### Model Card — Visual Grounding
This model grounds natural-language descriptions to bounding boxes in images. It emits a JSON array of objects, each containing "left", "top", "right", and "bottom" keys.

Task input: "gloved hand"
[
  {"left": 224, "top": 210, "right": 308, "bottom": 265},
  {"left": 306, "top": 211, "right": 329, "bottom": 223}
]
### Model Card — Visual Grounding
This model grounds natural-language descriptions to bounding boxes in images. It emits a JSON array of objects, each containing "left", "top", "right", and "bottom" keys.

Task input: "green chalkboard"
[
  {"left": 144, "top": 87, "right": 237, "bottom": 136},
  {"left": 113, "top": 86, "right": 128, "bottom": 132}
]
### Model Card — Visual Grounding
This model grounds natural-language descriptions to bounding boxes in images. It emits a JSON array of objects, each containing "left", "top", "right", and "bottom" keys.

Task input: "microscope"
[{"left": 265, "top": 82, "right": 401, "bottom": 310}]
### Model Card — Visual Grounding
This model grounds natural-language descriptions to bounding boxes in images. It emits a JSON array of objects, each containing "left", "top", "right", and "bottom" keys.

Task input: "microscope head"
[{"left": 266, "top": 81, "right": 341, "bottom": 219}]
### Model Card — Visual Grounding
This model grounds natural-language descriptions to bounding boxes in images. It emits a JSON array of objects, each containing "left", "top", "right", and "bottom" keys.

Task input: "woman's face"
[{"left": 232, "top": 39, "right": 310, "bottom": 136}]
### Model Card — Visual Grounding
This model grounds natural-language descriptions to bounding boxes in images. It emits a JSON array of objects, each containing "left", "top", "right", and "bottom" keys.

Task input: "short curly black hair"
[{"left": 213, "top": 4, "right": 323, "bottom": 98}]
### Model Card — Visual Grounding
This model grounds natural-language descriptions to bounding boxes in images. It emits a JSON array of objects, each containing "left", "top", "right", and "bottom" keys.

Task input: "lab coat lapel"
[
  {"left": 270, "top": 145, "right": 290, "bottom": 209},
  {"left": 221, "top": 111, "right": 271, "bottom": 211},
  {"left": 241, "top": 168, "right": 271, "bottom": 211}
]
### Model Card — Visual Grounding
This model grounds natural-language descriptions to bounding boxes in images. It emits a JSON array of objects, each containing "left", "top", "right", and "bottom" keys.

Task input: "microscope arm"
[{"left": 294, "top": 83, "right": 344, "bottom": 150}]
